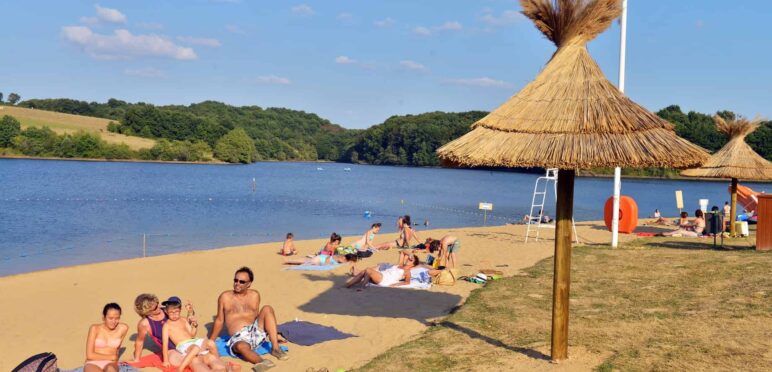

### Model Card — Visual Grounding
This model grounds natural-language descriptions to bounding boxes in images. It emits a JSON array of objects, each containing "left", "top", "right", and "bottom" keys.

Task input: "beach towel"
[
  {"left": 635, "top": 232, "right": 657, "bottom": 237},
  {"left": 283, "top": 263, "right": 341, "bottom": 271},
  {"left": 125, "top": 354, "right": 190, "bottom": 372},
  {"left": 215, "top": 336, "right": 288, "bottom": 358},
  {"left": 276, "top": 321, "right": 356, "bottom": 346}
]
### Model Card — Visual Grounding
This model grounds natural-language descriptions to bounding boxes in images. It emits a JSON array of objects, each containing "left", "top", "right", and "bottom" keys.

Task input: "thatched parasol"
[
  {"left": 437, "top": 0, "right": 709, "bottom": 361},
  {"left": 681, "top": 115, "right": 772, "bottom": 235}
]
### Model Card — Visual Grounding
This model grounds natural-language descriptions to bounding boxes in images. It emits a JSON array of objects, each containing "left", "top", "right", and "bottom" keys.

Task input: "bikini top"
[{"left": 94, "top": 337, "right": 121, "bottom": 348}]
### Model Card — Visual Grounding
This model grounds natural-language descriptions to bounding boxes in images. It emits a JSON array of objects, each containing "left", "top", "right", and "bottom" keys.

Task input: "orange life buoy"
[{"left": 604, "top": 196, "right": 638, "bottom": 234}]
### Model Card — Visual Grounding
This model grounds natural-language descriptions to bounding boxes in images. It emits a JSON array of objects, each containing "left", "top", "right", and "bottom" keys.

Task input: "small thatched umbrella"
[
  {"left": 437, "top": 0, "right": 708, "bottom": 361},
  {"left": 681, "top": 115, "right": 772, "bottom": 235}
]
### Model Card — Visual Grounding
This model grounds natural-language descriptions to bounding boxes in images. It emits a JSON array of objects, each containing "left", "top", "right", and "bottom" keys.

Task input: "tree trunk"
[{"left": 551, "top": 169, "right": 575, "bottom": 361}]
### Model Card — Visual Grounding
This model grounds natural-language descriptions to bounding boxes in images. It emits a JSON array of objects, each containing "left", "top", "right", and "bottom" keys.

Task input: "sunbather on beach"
[
  {"left": 162, "top": 298, "right": 227, "bottom": 372},
  {"left": 210, "top": 267, "right": 288, "bottom": 372},
  {"left": 319, "top": 232, "right": 342, "bottom": 256},
  {"left": 661, "top": 209, "right": 705, "bottom": 237},
  {"left": 132, "top": 294, "right": 215, "bottom": 371},
  {"left": 284, "top": 253, "right": 358, "bottom": 266},
  {"left": 280, "top": 233, "right": 297, "bottom": 256},
  {"left": 650, "top": 209, "right": 669, "bottom": 224},
  {"left": 84, "top": 303, "right": 128, "bottom": 372},
  {"left": 346, "top": 253, "right": 420, "bottom": 288},
  {"left": 351, "top": 223, "right": 381, "bottom": 251},
  {"left": 375, "top": 215, "right": 421, "bottom": 250}
]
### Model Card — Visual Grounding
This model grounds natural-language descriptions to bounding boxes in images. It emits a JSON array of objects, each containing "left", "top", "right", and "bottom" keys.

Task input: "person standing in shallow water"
[{"left": 210, "top": 266, "right": 288, "bottom": 372}]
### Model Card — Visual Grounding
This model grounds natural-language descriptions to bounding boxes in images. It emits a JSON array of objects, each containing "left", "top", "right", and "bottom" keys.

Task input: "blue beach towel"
[
  {"left": 283, "top": 263, "right": 341, "bottom": 271},
  {"left": 215, "top": 336, "right": 288, "bottom": 358},
  {"left": 276, "top": 320, "right": 356, "bottom": 346}
]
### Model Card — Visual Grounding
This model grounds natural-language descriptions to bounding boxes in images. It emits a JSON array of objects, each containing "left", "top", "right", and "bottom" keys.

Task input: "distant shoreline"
[{"left": 1, "top": 155, "right": 770, "bottom": 183}]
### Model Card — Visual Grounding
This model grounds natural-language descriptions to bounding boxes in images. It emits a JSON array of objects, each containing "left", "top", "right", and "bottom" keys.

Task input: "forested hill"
[
  {"left": 12, "top": 98, "right": 771, "bottom": 165},
  {"left": 19, "top": 98, "right": 358, "bottom": 162}
]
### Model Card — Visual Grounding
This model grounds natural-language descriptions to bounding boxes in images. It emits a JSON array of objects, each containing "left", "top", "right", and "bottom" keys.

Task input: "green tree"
[
  {"left": 7, "top": 92, "right": 21, "bottom": 105},
  {"left": 214, "top": 127, "right": 257, "bottom": 163},
  {"left": 13, "top": 127, "right": 58, "bottom": 155},
  {"left": 0, "top": 92, "right": 4, "bottom": 103},
  {"left": 0, "top": 115, "right": 22, "bottom": 147}
]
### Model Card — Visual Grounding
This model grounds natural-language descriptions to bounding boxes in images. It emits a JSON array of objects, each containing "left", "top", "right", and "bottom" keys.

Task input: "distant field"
[{"left": 0, "top": 105, "right": 155, "bottom": 150}]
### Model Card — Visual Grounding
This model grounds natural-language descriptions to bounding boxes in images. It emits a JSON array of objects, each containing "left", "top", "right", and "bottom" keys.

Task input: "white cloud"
[
  {"left": 256, "top": 75, "right": 291, "bottom": 85},
  {"left": 225, "top": 25, "right": 246, "bottom": 34},
  {"left": 480, "top": 10, "right": 524, "bottom": 27},
  {"left": 414, "top": 22, "right": 463, "bottom": 36},
  {"left": 62, "top": 26, "right": 197, "bottom": 60},
  {"left": 374, "top": 17, "right": 395, "bottom": 28},
  {"left": 444, "top": 77, "right": 511, "bottom": 88},
  {"left": 177, "top": 36, "right": 221, "bottom": 47},
  {"left": 436, "top": 21, "right": 462, "bottom": 31},
  {"left": 399, "top": 60, "right": 426, "bottom": 71},
  {"left": 95, "top": 4, "right": 127, "bottom": 24},
  {"left": 413, "top": 26, "right": 431, "bottom": 36},
  {"left": 124, "top": 67, "right": 165, "bottom": 78},
  {"left": 335, "top": 55, "right": 356, "bottom": 64},
  {"left": 79, "top": 16, "right": 99, "bottom": 25},
  {"left": 337, "top": 12, "right": 353, "bottom": 21},
  {"left": 291, "top": 4, "right": 315, "bottom": 16}
]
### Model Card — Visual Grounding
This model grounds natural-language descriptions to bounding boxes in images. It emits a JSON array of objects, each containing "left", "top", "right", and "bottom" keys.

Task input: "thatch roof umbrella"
[
  {"left": 681, "top": 115, "right": 772, "bottom": 235},
  {"left": 437, "top": 0, "right": 708, "bottom": 361}
]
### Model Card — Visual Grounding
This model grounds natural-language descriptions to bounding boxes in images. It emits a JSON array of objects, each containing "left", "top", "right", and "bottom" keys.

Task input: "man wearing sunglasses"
[{"left": 209, "top": 266, "right": 288, "bottom": 371}]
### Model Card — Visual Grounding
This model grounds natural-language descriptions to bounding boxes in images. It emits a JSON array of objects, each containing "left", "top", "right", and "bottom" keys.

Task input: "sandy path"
[{"left": 0, "top": 222, "right": 632, "bottom": 371}]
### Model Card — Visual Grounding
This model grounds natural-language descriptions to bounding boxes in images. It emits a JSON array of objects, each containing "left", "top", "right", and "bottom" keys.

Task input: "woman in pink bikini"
[{"left": 84, "top": 303, "right": 129, "bottom": 371}]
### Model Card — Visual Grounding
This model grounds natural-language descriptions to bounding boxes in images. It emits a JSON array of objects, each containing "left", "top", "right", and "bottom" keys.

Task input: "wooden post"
[
  {"left": 730, "top": 178, "right": 738, "bottom": 237},
  {"left": 551, "top": 169, "right": 575, "bottom": 361}
]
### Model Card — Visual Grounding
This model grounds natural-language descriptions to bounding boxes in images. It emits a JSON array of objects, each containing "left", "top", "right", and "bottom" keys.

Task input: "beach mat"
[
  {"left": 283, "top": 263, "right": 341, "bottom": 271},
  {"left": 215, "top": 336, "right": 288, "bottom": 357},
  {"left": 277, "top": 320, "right": 356, "bottom": 346}
]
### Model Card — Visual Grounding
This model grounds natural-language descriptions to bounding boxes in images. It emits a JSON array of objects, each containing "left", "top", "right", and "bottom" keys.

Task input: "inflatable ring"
[{"left": 604, "top": 196, "right": 639, "bottom": 234}]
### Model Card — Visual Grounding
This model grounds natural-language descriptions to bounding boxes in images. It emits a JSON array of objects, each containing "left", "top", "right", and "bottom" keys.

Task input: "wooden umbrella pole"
[
  {"left": 551, "top": 169, "right": 575, "bottom": 361},
  {"left": 730, "top": 178, "right": 738, "bottom": 236}
]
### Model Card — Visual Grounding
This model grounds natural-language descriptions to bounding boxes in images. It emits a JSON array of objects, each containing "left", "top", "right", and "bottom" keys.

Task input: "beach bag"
[
  {"left": 432, "top": 269, "right": 458, "bottom": 286},
  {"left": 336, "top": 246, "right": 356, "bottom": 255},
  {"left": 356, "top": 250, "right": 373, "bottom": 258},
  {"left": 12, "top": 352, "right": 58, "bottom": 372}
]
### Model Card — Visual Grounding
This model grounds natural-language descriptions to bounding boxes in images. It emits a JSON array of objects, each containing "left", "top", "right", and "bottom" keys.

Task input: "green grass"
[{"left": 356, "top": 235, "right": 771, "bottom": 371}]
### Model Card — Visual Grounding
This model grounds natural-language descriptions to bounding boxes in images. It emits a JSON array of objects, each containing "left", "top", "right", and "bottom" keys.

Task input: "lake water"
[{"left": 0, "top": 158, "right": 768, "bottom": 276}]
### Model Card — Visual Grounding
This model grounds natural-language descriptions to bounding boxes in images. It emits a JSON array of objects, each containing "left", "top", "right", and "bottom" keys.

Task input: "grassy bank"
[
  {"left": 357, "top": 235, "right": 771, "bottom": 371},
  {"left": 0, "top": 105, "right": 155, "bottom": 150}
]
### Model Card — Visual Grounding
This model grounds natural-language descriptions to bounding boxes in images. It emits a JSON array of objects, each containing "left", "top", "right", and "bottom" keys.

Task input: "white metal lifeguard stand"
[{"left": 525, "top": 169, "right": 579, "bottom": 243}]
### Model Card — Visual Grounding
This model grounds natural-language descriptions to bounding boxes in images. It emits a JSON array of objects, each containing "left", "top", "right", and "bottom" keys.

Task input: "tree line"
[{"left": 4, "top": 97, "right": 770, "bottom": 166}]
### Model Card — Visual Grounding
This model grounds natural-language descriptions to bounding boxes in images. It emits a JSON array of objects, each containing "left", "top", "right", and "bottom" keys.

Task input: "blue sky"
[{"left": 2, "top": 0, "right": 770, "bottom": 129}]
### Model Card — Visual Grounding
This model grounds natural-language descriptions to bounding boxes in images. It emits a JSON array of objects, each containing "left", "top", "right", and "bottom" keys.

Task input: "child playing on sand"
[
  {"left": 161, "top": 297, "right": 226, "bottom": 372},
  {"left": 281, "top": 233, "right": 297, "bottom": 256}
]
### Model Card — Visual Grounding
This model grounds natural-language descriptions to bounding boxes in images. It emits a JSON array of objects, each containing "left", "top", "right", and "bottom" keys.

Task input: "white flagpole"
[{"left": 612, "top": 0, "right": 628, "bottom": 248}]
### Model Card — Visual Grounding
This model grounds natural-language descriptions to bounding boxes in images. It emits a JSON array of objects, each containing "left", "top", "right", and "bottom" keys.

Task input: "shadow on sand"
[{"left": 297, "top": 273, "right": 463, "bottom": 325}]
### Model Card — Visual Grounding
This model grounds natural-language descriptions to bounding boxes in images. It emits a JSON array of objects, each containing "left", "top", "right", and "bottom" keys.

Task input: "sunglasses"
[{"left": 233, "top": 278, "right": 249, "bottom": 284}]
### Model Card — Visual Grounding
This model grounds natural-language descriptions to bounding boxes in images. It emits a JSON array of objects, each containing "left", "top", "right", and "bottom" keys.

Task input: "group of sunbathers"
[
  {"left": 84, "top": 267, "right": 288, "bottom": 372},
  {"left": 83, "top": 216, "right": 460, "bottom": 372}
]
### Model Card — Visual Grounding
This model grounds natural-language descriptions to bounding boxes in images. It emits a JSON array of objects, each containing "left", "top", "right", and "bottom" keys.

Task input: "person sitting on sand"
[
  {"left": 132, "top": 294, "right": 214, "bottom": 371},
  {"left": 661, "top": 209, "right": 705, "bottom": 237},
  {"left": 346, "top": 253, "right": 420, "bottom": 288},
  {"left": 162, "top": 297, "right": 228, "bottom": 372},
  {"left": 675, "top": 211, "right": 690, "bottom": 227},
  {"left": 280, "top": 233, "right": 297, "bottom": 256},
  {"left": 351, "top": 223, "right": 381, "bottom": 252},
  {"left": 209, "top": 267, "right": 288, "bottom": 372},
  {"left": 375, "top": 215, "right": 422, "bottom": 250},
  {"left": 319, "top": 232, "right": 342, "bottom": 257},
  {"left": 85, "top": 303, "right": 129, "bottom": 372},
  {"left": 650, "top": 209, "right": 668, "bottom": 224}
]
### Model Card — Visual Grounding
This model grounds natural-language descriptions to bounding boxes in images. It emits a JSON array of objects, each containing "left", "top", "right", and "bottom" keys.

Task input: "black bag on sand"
[
  {"left": 12, "top": 352, "right": 58, "bottom": 372},
  {"left": 356, "top": 250, "right": 373, "bottom": 258}
]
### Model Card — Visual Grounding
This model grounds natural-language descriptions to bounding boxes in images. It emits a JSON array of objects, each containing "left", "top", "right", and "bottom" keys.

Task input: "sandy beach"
[{"left": 0, "top": 222, "right": 636, "bottom": 371}]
